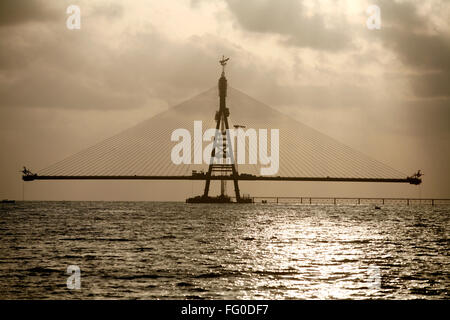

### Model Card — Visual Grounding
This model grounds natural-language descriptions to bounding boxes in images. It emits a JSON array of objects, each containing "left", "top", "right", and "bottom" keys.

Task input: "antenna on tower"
[{"left": 219, "top": 55, "right": 229, "bottom": 74}]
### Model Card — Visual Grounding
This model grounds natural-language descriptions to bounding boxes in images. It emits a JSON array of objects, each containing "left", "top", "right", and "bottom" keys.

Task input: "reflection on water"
[{"left": 0, "top": 201, "right": 448, "bottom": 299}]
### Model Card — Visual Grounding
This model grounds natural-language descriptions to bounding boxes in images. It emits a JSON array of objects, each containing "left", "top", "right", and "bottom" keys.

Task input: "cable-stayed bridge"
[{"left": 22, "top": 58, "right": 421, "bottom": 202}]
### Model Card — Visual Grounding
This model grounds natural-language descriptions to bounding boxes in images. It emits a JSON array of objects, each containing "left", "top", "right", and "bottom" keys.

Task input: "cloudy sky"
[{"left": 0, "top": 0, "right": 449, "bottom": 200}]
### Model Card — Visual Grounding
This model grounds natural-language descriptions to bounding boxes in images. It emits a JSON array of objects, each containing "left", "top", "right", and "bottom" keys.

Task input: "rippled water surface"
[{"left": 0, "top": 201, "right": 449, "bottom": 299}]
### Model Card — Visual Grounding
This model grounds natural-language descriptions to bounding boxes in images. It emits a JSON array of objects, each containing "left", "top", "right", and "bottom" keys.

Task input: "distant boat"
[{"left": 1, "top": 199, "right": 15, "bottom": 204}]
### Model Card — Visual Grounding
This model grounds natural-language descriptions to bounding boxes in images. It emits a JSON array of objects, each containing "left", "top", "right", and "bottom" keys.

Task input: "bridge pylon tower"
[{"left": 186, "top": 56, "right": 249, "bottom": 203}]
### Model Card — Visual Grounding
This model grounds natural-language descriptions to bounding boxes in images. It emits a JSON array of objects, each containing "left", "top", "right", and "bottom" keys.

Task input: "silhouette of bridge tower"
[
  {"left": 188, "top": 56, "right": 248, "bottom": 203},
  {"left": 206, "top": 57, "right": 237, "bottom": 196}
]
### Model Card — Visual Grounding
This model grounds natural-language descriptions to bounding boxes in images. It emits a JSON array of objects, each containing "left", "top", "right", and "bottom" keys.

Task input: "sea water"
[{"left": 0, "top": 201, "right": 448, "bottom": 299}]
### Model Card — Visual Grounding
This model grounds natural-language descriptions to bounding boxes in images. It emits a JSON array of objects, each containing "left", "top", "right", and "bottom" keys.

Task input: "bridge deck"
[{"left": 22, "top": 174, "right": 421, "bottom": 185}]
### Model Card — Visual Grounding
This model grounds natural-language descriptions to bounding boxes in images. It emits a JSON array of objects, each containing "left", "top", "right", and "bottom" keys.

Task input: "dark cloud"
[
  {"left": 380, "top": 28, "right": 450, "bottom": 73},
  {"left": 0, "top": 22, "right": 248, "bottom": 111},
  {"left": 0, "top": 0, "right": 59, "bottom": 27},
  {"left": 376, "top": 0, "right": 424, "bottom": 28},
  {"left": 373, "top": 0, "right": 450, "bottom": 98},
  {"left": 410, "top": 72, "right": 450, "bottom": 98},
  {"left": 382, "top": 27, "right": 450, "bottom": 98},
  {"left": 224, "top": 0, "right": 351, "bottom": 51}
]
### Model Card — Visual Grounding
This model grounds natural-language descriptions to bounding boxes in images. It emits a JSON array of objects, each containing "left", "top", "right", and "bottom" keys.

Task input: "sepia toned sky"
[{"left": 0, "top": 0, "right": 449, "bottom": 200}]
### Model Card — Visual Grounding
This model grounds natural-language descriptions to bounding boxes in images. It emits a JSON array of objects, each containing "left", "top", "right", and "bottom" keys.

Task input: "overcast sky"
[{"left": 0, "top": 0, "right": 449, "bottom": 200}]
